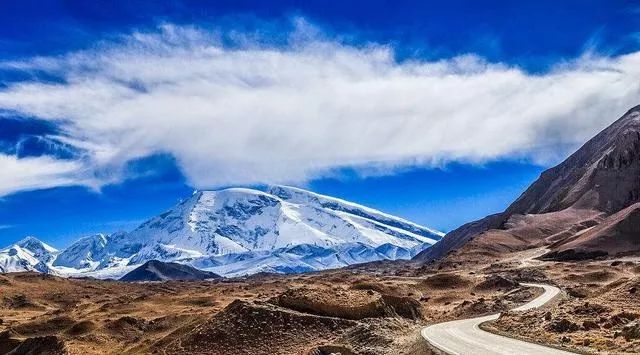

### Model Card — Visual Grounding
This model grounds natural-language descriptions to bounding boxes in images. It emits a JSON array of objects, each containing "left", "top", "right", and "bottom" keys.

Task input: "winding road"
[{"left": 421, "top": 283, "right": 575, "bottom": 355}]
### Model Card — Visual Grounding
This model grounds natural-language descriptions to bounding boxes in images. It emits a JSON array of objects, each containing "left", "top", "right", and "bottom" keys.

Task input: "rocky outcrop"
[
  {"left": 160, "top": 299, "right": 357, "bottom": 354},
  {"left": 272, "top": 287, "right": 422, "bottom": 321},
  {"left": 7, "top": 336, "right": 67, "bottom": 355},
  {"left": 420, "top": 273, "right": 472, "bottom": 290},
  {"left": 474, "top": 275, "right": 518, "bottom": 291}
]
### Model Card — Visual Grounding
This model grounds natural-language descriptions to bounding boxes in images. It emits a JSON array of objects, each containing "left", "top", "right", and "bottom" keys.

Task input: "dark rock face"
[
  {"left": 119, "top": 260, "right": 221, "bottom": 282},
  {"left": 0, "top": 331, "right": 22, "bottom": 354},
  {"left": 415, "top": 105, "right": 640, "bottom": 262},
  {"left": 540, "top": 250, "right": 608, "bottom": 261},
  {"left": 622, "top": 322, "right": 640, "bottom": 341},
  {"left": 547, "top": 319, "right": 580, "bottom": 333},
  {"left": 474, "top": 275, "right": 518, "bottom": 291},
  {"left": 7, "top": 335, "right": 67, "bottom": 355},
  {"left": 506, "top": 105, "right": 640, "bottom": 215}
]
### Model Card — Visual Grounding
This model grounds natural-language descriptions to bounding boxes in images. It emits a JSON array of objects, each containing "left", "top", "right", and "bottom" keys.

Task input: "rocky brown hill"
[
  {"left": 415, "top": 104, "right": 640, "bottom": 262},
  {"left": 120, "top": 260, "right": 221, "bottom": 282}
]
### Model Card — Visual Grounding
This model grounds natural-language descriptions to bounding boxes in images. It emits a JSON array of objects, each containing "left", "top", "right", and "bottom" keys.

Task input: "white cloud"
[
  {"left": 0, "top": 154, "right": 86, "bottom": 196},
  {"left": 0, "top": 23, "right": 638, "bottom": 195}
]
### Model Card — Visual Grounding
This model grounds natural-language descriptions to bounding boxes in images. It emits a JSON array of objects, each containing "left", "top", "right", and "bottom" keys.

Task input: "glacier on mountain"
[
  {"left": 1, "top": 186, "right": 443, "bottom": 278},
  {"left": 0, "top": 236, "right": 58, "bottom": 273}
]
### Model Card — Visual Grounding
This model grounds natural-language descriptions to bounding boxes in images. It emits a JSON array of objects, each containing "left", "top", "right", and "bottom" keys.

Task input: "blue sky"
[{"left": 0, "top": 0, "right": 638, "bottom": 248}]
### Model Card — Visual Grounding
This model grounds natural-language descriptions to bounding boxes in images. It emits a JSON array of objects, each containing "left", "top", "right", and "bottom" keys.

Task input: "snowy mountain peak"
[
  {"left": 268, "top": 185, "right": 445, "bottom": 239},
  {"left": 2, "top": 186, "right": 443, "bottom": 278},
  {"left": 16, "top": 236, "right": 58, "bottom": 255},
  {"left": 0, "top": 236, "right": 58, "bottom": 273},
  {"left": 53, "top": 233, "right": 110, "bottom": 269}
]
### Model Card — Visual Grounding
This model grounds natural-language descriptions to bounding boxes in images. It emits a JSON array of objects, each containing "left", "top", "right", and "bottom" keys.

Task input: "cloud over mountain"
[{"left": 0, "top": 21, "right": 638, "bottom": 196}]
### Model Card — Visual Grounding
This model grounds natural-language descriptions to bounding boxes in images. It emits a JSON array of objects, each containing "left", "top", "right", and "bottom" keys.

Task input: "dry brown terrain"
[
  {"left": 0, "top": 253, "right": 559, "bottom": 355},
  {"left": 486, "top": 259, "right": 640, "bottom": 354},
  {"left": 2, "top": 248, "right": 638, "bottom": 354}
]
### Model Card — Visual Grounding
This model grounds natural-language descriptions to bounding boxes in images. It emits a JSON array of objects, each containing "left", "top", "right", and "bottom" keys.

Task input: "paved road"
[{"left": 421, "top": 283, "right": 575, "bottom": 355}]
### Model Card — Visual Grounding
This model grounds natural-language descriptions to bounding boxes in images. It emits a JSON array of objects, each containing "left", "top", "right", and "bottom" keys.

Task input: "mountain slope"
[
  {"left": 415, "top": 105, "right": 640, "bottom": 262},
  {"left": 33, "top": 185, "right": 442, "bottom": 278},
  {"left": 542, "top": 203, "right": 640, "bottom": 260},
  {"left": 187, "top": 241, "right": 422, "bottom": 277},
  {"left": 0, "top": 237, "right": 58, "bottom": 273},
  {"left": 268, "top": 185, "right": 442, "bottom": 240},
  {"left": 505, "top": 104, "right": 640, "bottom": 215},
  {"left": 120, "top": 260, "right": 221, "bottom": 282},
  {"left": 53, "top": 234, "right": 109, "bottom": 269}
]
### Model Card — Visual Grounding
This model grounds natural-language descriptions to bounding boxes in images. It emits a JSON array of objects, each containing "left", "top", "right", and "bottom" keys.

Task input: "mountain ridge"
[
  {"left": 0, "top": 237, "right": 58, "bottom": 273},
  {"left": 2, "top": 186, "right": 442, "bottom": 278},
  {"left": 415, "top": 104, "right": 640, "bottom": 263}
]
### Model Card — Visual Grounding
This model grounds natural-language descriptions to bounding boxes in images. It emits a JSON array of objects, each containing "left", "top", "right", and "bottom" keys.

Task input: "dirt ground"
[
  {"left": 1, "top": 252, "right": 638, "bottom": 354},
  {"left": 486, "top": 260, "right": 640, "bottom": 354}
]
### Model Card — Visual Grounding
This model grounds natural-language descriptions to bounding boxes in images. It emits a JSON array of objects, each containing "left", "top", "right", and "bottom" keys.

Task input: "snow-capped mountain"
[
  {"left": 53, "top": 233, "right": 111, "bottom": 269},
  {"left": 0, "top": 236, "right": 58, "bottom": 273},
  {"left": 187, "top": 242, "right": 423, "bottom": 277},
  {"left": 268, "top": 186, "right": 441, "bottom": 239},
  {"left": 2, "top": 186, "right": 443, "bottom": 278}
]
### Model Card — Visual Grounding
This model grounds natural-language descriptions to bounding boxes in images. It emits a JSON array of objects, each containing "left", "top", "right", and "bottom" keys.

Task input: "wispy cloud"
[
  {"left": 0, "top": 21, "right": 638, "bottom": 196},
  {"left": 0, "top": 154, "right": 88, "bottom": 196}
]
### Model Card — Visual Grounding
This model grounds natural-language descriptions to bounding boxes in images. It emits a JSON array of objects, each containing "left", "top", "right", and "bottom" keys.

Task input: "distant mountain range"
[
  {"left": 1, "top": 186, "right": 443, "bottom": 278},
  {"left": 415, "top": 104, "right": 640, "bottom": 263}
]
